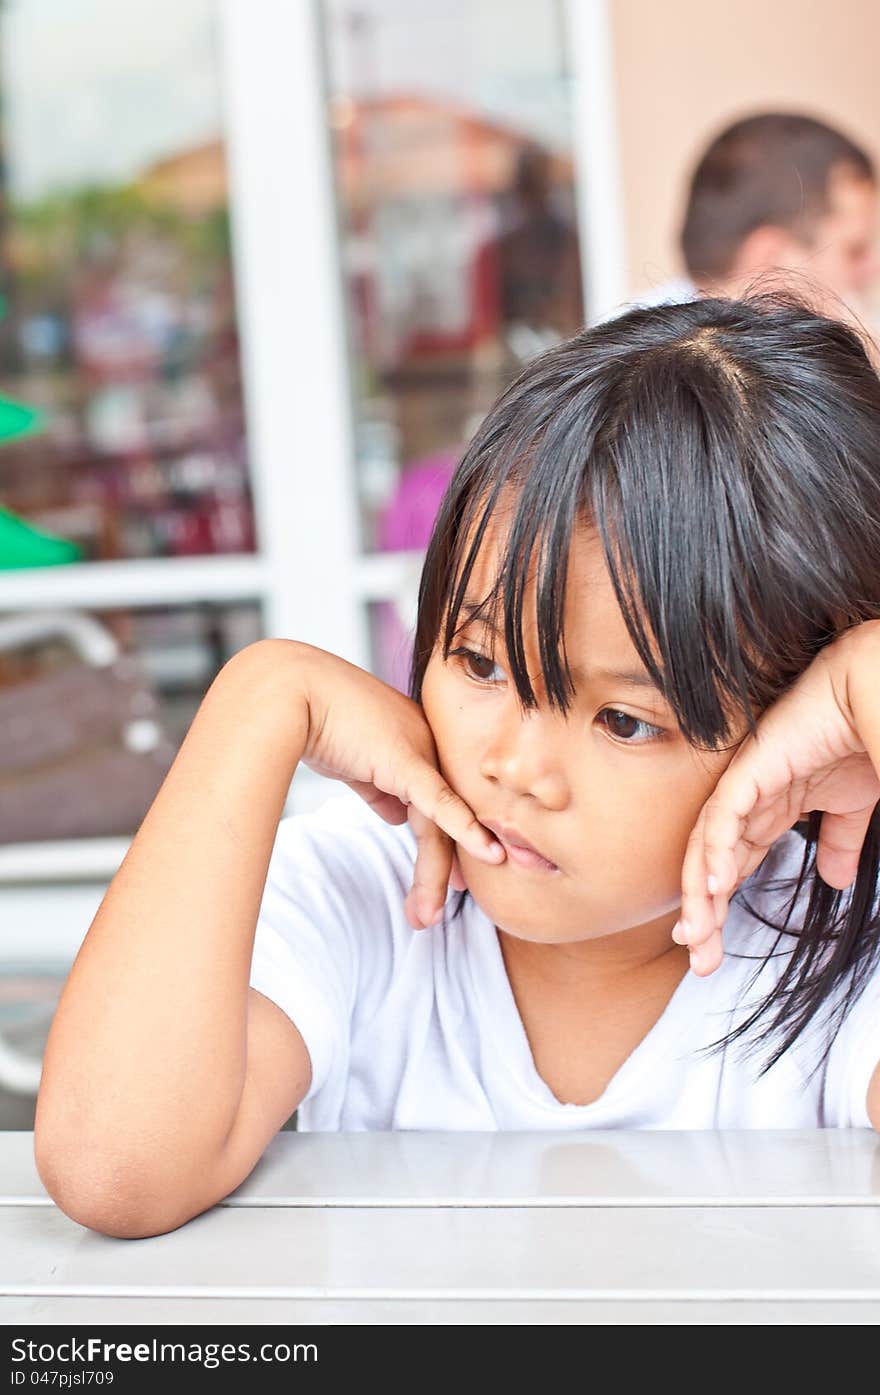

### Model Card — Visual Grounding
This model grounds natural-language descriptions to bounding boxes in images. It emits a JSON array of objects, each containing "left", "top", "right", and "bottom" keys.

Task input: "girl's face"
[{"left": 420, "top": 519, "right": 747, "bottom": 949}]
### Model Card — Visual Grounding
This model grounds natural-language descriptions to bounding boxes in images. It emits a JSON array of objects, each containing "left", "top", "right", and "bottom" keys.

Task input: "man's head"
[{"left": 680, "top": 112, "right": 878, "bottom": 307}]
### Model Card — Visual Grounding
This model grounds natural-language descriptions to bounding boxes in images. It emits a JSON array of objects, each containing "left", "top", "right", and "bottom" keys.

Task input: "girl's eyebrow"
[{"left": 458, "top": 600, "right": 664, "bottom": 693}]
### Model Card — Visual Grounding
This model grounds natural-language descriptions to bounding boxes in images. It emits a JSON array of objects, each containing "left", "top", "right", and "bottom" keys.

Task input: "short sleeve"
[
  {"left": 248, "top": 789, "right": 403, "bottom": 1110},
  {"left": 820, "top": 953, "right": 880, "bottom": 1129}
]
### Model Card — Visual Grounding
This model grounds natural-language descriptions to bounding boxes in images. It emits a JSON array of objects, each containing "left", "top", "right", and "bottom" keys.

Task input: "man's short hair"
[{"left": 680, "top": 112, "right": 875, "bottom": 281}]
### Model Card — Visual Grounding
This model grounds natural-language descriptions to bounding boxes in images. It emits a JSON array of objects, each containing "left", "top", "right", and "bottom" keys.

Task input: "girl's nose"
[{"left": 478, "top": 700, "right": 567, "bottom": 806}]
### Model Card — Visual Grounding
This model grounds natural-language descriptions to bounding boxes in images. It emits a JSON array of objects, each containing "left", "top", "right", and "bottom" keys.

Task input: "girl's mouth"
[
  {"left": 497, "top": 840, "right": 559, "bottom": 873},
  {"left": 482, "top": 820, "right": 560, "bottom": 872}
]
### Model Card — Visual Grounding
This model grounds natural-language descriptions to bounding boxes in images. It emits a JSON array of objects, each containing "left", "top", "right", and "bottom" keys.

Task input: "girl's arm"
[
  {"left": 34, "top": 640, "right": 314, "bottom": 1236},
  {"left": 35, "top": 638, "right": 503, "bottom": 1237}
]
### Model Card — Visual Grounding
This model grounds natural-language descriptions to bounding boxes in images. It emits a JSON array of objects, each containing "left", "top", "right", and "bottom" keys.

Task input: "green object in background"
[
  {"left": 0, "top": 506, "right": 84, "bottom": 568},
  {"left": 0, "top": 394, "right": 46, "bottom": 442},
  {"left": 0, "top": 297, "right": 85, "bottom": 565}
]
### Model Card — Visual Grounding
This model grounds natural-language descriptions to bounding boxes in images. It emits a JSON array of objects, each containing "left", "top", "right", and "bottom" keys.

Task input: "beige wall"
[{"left": 609, "top": 0, "right": 880, "bottom": 298}]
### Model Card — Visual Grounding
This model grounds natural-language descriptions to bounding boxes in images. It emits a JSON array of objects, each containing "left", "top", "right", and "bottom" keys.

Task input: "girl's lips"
[
  {"left": 483, "top": 819, "right": 559, "bottom": 871},
  {"left": 497, "top": 839, "right": 559, "bottom": 872}
]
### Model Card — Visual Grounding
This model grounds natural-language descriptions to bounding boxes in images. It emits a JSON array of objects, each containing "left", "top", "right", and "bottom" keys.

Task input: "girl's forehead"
[
  {"left": 460, "top": 521, "right": 652, "bottom": 668},
  {"left": 466, "top": 515, "right": 612, "bottom": 604},
  {"left": 466, "top": 505, "right": 605, "bottom": 584}
]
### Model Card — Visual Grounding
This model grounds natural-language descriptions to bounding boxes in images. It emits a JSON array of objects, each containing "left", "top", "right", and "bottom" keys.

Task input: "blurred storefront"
[
  {"left": 322, "top": 0, "right": 596, "bottom": 690},
  {"left": 0, "top": 0, "right": 620, "bottom": 1124}
]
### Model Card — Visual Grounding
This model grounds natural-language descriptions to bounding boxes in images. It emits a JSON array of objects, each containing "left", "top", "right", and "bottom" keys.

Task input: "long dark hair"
[{"left": 407, "top": 292, "right": 880, "bottom": 1080}]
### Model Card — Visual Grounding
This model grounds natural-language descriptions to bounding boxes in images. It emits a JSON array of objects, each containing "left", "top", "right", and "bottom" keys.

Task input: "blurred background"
[{"left": 1, "top": 0, "right": 878, "bottom": 1127}]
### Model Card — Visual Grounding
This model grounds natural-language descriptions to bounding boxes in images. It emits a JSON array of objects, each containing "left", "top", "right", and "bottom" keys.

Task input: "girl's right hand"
[
  {"left": 677, "top": 620, "right": 880, "bottom": 974},
  {"left": 297, "top": 642, "right": 505, "bottom": 929}
]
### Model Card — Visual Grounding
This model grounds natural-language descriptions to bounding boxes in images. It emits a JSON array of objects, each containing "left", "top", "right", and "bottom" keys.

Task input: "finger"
[
  {"left": 678, "top": 804, "right": 723, "bottom": 949},
  {"left": 679, "top": 752, "right": 767, "bottom": 950},
  {"left": 344, "top": 780, "right": 410, "bottom": 824},
  {"left": 814, "top": 804, "right": 876, "bottom": 890},
  {"left": 405, "top": 764, "right": 506, "bottom": 866},
  {"left": 699, "top": 764, "right": 762, "bottom": 903},
  {"left": 698, "top": 729, "right": 802, "bottom": 903},
  {"left": 405, "top": 806, "right": 454, "bottom": 929},
  {"left": 687, "top": 926, "right": 725, "bottom": 977}
]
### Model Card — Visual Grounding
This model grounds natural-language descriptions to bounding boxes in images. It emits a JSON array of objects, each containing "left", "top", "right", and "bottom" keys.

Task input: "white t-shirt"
[{"left": 248, "top": 788, "right": 880, "bottom": 1132}]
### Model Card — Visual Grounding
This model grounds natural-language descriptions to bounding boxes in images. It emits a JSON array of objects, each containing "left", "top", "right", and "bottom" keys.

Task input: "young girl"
[{"left": 34, "top": 292, "right": 880, "bottom": 1239}]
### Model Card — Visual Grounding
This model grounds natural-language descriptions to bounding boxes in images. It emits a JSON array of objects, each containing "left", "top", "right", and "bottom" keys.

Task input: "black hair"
[
  {"left": 681, "top": 111, "right": 875, "bottom": 282},
  {"left": 407, "top": 292, "right": 880, "bottom": 1082}
]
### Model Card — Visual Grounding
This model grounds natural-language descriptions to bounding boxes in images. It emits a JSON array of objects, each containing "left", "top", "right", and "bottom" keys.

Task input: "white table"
[{"left": 3, "top": 1129, "right": 880, "bottom": 1324}]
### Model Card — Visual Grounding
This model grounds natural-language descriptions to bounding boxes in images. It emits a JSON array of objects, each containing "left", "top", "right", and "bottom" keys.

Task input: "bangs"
[
  {"left": 436, "top": 366, "right": 790, "bottom": 750},
  {"left": 441, "top": 464, "right": 582, "bottom": 720},
  {"left": 413, "top": 293, "right": 879, "bottom": 754}
]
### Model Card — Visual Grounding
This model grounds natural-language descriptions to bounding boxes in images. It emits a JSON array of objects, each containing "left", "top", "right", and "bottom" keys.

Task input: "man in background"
[{"left": 631, "top": 112, "right": 879, "bottom": 341}]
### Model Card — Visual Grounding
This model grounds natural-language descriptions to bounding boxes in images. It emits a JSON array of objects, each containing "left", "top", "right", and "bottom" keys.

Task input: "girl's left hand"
[
  {"left": 677, "top": 620, "right": 880, "bottom": 976},
  {"left": 404, "top": 805, "right": 469, "bottom": 930}
]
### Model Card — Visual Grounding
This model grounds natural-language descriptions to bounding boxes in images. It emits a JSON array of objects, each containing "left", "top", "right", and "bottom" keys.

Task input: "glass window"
[
  {"left": 322, "top": 0, "right": 585, "bottom": 610},
  {"left": 0, "top": 0, "right": 253, "bottom": 563}
]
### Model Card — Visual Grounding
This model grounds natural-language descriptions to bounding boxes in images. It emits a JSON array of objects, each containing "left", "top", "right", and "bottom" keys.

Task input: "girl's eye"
[
  {"left": 598, "top": 708, "right": 665, "bottom": 744},
  {"left": 447, "top": 651, "right": 666, "bottom": 744},
  {"left": 448, "top": 646, "right": 505, "bottom": 685}
]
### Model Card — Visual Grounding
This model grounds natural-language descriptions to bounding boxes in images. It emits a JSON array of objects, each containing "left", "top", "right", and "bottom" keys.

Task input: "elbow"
[
  {"left": 49, "top": 1194, "right": 182, "bottom": 1241},
  {"left": 40, "top": 1177, "right": 205, "bottom": 1240},
  {"left": 34, "top": 1135, "right": 210, "bottom": 1239}
]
